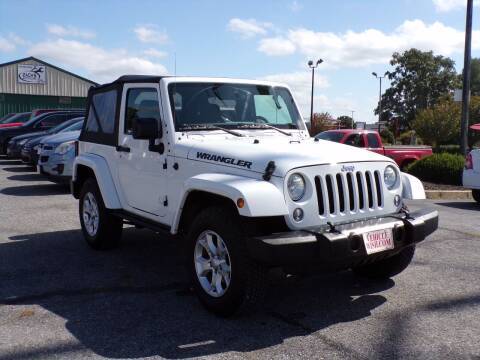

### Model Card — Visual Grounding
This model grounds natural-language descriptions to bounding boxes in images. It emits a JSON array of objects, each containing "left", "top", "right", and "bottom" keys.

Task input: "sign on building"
[{"left": 17, "top": 64, "right": 47, "bottom": 84}]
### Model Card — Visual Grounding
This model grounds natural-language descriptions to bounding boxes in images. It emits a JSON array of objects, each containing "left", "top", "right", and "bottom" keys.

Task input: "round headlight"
[
  {"left": 287, "top": 173, "right": 306, "bottom": 201},
  {"left": 384, "top": 165, "right": 398, "bottom": 189}
]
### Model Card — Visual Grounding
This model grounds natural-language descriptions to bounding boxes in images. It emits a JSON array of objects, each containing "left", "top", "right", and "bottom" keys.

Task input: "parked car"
[
  {"left": 8, "top": 117, "right": 84, "bottom": 160},
  {"left": 0, "top": 113, "right": 15, "bottom": 122},
  {"left": 0, "top": 112, "right": 31, "bottom": 129},
  {"left": 21, "top": 117, "right": 84, "bottom": 165},
  {"left": 463, "top": 124, "right": 480, "bottom": 203},
  {"left": 0, "top": 110, "right": 84, "bottom": 155},
  {"left": 30, "top": 108, "right": 84, "bottom": 119},
  {"left": 38, "top": 129, "right": 81, "bottom": 182},
  {"left": 315, "top": 129, "right": 433, "bottom": 169},
  {"left": 71, "top": 75, "right": 438, "bottom": 316}
]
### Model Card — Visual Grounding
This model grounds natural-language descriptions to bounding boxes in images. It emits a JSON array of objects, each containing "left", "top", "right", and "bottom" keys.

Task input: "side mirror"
[{"left": 132, "top": 117, "right": 158, "bottom": 140}]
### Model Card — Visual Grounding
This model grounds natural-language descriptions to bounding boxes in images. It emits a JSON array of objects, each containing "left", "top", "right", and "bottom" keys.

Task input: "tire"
[
  {"left": 186, "top": 206, "right": 268, "bottom": 317},
  {"left": 472, "top": 189, "right": 480, "bottom": 204},
  {"left": 79, "top": 178, "right": 122, "bottom": 250},
  {"left": 352, "top": 245, "right": 415, "bottom": 280}
]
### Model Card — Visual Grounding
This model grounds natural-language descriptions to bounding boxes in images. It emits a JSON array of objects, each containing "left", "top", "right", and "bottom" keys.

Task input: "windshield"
[
  {"left": 316, "top": 131, "right": 345, "bottom": 142},
  {"left": 60, "top": 119, "right": 84, "bottom": 132},
  {"left": 168, "top": 82, "right": 303, "bottom": 131},
  {"left": 4, "top": 112, "right": 31, "bottom": 124}
]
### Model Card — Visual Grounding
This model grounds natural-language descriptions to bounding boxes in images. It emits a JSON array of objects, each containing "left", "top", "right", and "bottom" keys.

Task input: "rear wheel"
[
  {"left": 186, "top": 206, "right": 268, "bottom": 317},
  {"left": 472, "top": 189, "right": 480, "bottom": 203},
  {"left": 352, "top": 245, "right": 415, "bottom": 280},
  {"left": 79, "top": 178, "right": 122, "bottom": 250}
]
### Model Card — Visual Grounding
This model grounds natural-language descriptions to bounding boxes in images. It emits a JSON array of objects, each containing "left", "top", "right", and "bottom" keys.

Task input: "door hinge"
[
  {"left": 163, "top": 159, "right": 167, "bottom": 169},
  {"left": 163, "top": 196, "right": 168, "bottom": 207}
]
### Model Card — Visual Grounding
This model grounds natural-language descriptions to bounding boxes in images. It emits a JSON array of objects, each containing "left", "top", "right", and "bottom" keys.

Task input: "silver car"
[{"left": 37, "top": 130, "right": 80, "bottom": 182}]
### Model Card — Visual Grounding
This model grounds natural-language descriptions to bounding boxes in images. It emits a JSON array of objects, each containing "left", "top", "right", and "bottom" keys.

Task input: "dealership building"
[{"left": 0, "top": 56, "right": 97, "bottom": 117}]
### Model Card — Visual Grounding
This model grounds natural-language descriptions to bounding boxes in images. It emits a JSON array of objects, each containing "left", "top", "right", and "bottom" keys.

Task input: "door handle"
[{"left": 116, "top": 145, "right": 130, "bottom": 153}]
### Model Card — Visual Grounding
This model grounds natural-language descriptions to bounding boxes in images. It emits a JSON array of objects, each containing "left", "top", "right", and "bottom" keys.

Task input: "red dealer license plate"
[{"left": 363, "top": 228, "right": 394, "bottom": 255}]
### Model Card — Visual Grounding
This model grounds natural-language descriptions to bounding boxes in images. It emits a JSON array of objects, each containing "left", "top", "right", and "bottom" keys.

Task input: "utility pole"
[
  {"left": 308, "top": 59, "right": 323, "bottom": 124},
  {"left": 351, "top": 110, "right": 355, "bottom": 129},
  {"left": 372, "top": 72, "right": 388, "bottom": 132},
  {"left": 460, "top": 0, "right": 473, "bottom": 155}
]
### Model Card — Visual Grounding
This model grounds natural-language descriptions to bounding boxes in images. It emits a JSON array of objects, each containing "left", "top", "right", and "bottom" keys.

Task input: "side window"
[
  {"left": 367, "top": 133, "right": 380, "bottom": 148},
  {"left": 125, "top": 88, "right": 160, "bottom": 134},
  {"left": 37, "top": 114, "right": 65, "bottom": 128},
  {"left": 85, "top": 89, "right": 117, "bottom": 134},
  {"left": 345, "top": 134, "right": 365, "bottom": 147}
]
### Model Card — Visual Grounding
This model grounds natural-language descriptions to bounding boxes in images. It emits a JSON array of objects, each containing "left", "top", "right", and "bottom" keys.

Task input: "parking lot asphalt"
[{"left": 0, "top": 157, "right": 479, "bottom": 360}]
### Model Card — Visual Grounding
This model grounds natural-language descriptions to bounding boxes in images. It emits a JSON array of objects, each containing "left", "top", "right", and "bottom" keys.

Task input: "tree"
[
  {"left": 412, "top": 97, "right": 460, "bottom": 148},
  {"left": 377, "top": 49, "right": 460, "bottom": 129},
  {"left": 462, "top": 58, "right": 480, "bottom": 96},
  {"left": 337, "top": 115, "right": 354, "bottom": 129},
  {"left": 309, "top": 112, "right": 334, "bottom": 136}
]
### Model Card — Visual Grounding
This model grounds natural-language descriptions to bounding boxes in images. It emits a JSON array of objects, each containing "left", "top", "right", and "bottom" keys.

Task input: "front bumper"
[
  {"left": 247, "top": 208, "right": 438, "bottom": 270},
  {"left": 6, "top": 143, "right": 21, "bottom": 158},
  {"left": 38, "top": 152, "right": 73, "bottom": 183}
]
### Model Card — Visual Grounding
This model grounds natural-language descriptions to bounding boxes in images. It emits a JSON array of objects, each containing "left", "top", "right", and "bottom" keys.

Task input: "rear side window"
[
  {"left": 125, "top": 88, "right": 160, "bottom": 134},
  {"left": 86, "top": 90, "right": 117, "bottom": 134},
  {"left": 367, "top": 133, "right": 380, "bottom": 148},
  {"left": 345, "top": 134, "right": 365, "bottom": 147},
  {"left": 36, "top": 114, "right": 65, "bottom": 128}
]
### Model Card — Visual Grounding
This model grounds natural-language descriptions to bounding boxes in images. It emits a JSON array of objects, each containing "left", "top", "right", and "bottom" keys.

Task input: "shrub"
[
  {"left": 406, "top": 153, "right": 464, "bottom": 185},
  {"left": 380, "top": 129, "right": 394, "bottom": 144}
]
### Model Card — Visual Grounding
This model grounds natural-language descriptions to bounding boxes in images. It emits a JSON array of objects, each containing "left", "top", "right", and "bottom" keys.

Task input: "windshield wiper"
[
  {"left": 179, "top": 124, "right": 244, "bottom": 137},
  {"left": 237, "top": 123, "right": 292, "bottom": 136}
]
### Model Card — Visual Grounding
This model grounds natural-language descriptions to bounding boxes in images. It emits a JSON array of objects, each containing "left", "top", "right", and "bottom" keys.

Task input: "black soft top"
[{"left": 91, "top": 75, "right": 169, "bottom": 91}]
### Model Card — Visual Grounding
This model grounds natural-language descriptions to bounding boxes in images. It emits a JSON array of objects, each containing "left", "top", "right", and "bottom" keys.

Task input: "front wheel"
[
  {"left": 186, "top": 206, "right": 268, "bottom": 317},
  {"left": 79, "top": 178, "right": 123, "bottom": 250},
  {"left": 352, "top": 245, "right": 415, "bottom": 280},
  {"left": 472, "top": 189, "right": 480, "bottom": 204}
]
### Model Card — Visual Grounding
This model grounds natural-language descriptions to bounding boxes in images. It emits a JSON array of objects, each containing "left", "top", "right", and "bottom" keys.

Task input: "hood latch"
[{"left": 263, "top": 161, "right": 276, "bottom": 181}]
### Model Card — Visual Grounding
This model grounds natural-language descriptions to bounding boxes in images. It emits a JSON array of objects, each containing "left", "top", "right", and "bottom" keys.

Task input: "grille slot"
[
  {"left": 314, "top": 176, "right": 324, "bottom": 215},
  {"left": 374, "top": 170, "right": 383, "bottom": 207},
  {"left": 314, "top": 169, "right": 384, "bottom": 217},
  {"left": 325, "top": 175, "right": 335, "bottom": 214}
]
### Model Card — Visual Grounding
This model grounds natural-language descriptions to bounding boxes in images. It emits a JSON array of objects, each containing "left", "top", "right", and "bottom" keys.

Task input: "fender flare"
[
  {"left": 72, "top": 153, "right": 122, "bottom": 209},
  {"left": 171, "top": 173, "right": 288, "bottom": 234},
  {"left": 401, "top": 172, "right": 426, "bottom": 200}
]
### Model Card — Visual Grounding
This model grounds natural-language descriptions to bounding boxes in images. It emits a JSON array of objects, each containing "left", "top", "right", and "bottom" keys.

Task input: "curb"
[{"left": 425, "top": 190, "right": 472, "bottom": 200}]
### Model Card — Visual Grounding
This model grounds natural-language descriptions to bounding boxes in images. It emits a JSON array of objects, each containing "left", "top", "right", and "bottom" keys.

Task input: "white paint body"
[
  {"left": 73, "top": 77, "right": 426, "bottom": 234},
  {"left": 463, "top": 148, "right": 480, "bottom": 190}
]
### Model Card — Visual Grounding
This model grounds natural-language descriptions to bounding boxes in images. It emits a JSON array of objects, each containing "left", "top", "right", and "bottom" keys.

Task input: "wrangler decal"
[{"left": 196, "top": 152, "right": 252, "bottom": 169}]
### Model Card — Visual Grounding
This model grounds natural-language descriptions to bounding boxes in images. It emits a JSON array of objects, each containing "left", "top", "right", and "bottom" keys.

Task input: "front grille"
[{"left": 315, "top": 170, "right": 383, "bottom": 217}]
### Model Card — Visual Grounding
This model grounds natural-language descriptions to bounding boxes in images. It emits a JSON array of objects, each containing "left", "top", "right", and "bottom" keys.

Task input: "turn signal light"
[{"left": 237, "top": 198, "right": 245, "bottom": 208}]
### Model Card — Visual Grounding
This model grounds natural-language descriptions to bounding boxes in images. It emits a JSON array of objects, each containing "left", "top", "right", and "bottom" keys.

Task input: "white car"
[
  {"left": 463, "top": 149, "right": 480, "bottom": 202},
  {"left": 71, "top": 75, "right": 438, "bottom": 316}
]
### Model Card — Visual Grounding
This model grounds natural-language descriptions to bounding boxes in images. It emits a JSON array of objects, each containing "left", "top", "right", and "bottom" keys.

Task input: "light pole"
[
  {"left": 308, "top": 59, "right": 323, "bottom": 124},
  {"left": 350, "top": 110, "right": 355, "bottom": 129},
  {"left": 372, "top": 72, "right": 388, "bottom": 132},
  {"left": 460, "top": 0, "right": 473, "bottom": 155}
]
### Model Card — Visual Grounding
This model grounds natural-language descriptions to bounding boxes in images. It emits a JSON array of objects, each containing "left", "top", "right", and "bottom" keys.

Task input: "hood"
[
  {"left": 41, "top": 130, "right": 80, "bottom": 146},
  {"left": 11, "top": 131, "right": 46, "bottom": 142},
  {"left": 179, "top": 132, "right": 393, "bottom": 178}
]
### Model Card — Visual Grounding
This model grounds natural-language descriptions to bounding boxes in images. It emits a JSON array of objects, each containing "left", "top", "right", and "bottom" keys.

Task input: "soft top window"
[
  {"left": 80, "top": 86, "right": 120, "bottom": 146},
  {"left": 85, "top": 90, "right": 117, "bottom": 134}
]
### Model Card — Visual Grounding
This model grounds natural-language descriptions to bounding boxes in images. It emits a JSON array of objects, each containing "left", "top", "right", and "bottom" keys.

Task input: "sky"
[{"left": 0, "top": 0, "right": 479, "bottom": 123}]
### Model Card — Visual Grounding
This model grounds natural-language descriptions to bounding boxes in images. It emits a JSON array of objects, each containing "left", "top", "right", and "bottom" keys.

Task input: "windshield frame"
[{"left": 167, "top": 81, "right": 305, "bottom": 132}]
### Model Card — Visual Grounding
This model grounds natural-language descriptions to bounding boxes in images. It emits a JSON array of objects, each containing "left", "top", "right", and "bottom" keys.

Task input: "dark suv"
[{"left": 0, "top": 111, "right": 84, "bottom": 155}]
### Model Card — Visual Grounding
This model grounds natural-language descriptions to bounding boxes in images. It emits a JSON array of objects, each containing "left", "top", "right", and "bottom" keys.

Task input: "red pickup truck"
[{"left": 316, "top": 129, "right": 432, "bottom": 169}]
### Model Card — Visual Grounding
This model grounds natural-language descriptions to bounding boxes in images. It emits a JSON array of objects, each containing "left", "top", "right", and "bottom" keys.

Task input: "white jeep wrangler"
[{"left": 72, "top": 75, "right": 438, "bottom": 316}]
